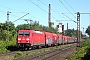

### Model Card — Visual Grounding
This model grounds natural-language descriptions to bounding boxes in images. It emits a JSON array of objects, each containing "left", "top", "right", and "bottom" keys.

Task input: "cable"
[
  {"left": 59, "top": 0, "right": 76, "bottom": 18},
  {"left": 64, "top": 0, "right": 76, "bottom": 12},
  {"left": 38, "top": 0, "right": 47, "bottom": 7},
  {"left": 0, "top": 5, "right": 45, "bottom": 26},
  {"left": 0, "top": 10, "right": 6, "bottom": 13},
  {"left": 0, "top": 10, "right": 20, "bottom": 18},
  {"left": 13, "top": 13, "right": 29, "bottom": 22},
  {"left": 38, "top": 0, "right": 64, "bottom": 18},
  {"left": 0, "top": 5, "right": 43, "bottom": 20},
  {"left": 0, "top": 4, "right": 29, "bottom": 18},
  {"left": 62, "top": 13, "right": 77, "bottom": 23},
  {"left": 28, "top": 0, "right": 57, "bottom": 20},
  {"left": 0, "top": 0, "right": 58, "bottom": 24},
  {"left": 0, "top": 5, "right": 27, "bottom": 13},
  {"left": 29, "top": 0, "right": 47, "bottom": 13},
  {"left": 0, "top": 5, "right": 29, "bottom": 17},
  {"left": 0, "top": 6, "right": 45, "bottom": 25},
  {"left": 38, "top": 0, "right": 77, "bottom": 27},
  {"left": 0, "top": 10, "right": 19, "bottom": 18}
]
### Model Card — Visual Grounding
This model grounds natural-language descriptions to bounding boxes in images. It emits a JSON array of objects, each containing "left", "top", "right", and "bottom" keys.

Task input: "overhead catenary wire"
[
  {"left": 38, "top": 0, "right": 77, "bottom": 27},
  {"left": 59, "top": 0, "right": 76, "bottom": 18},
  {"left": 0, "top": 0, "right": 59, "bottom": 27},
  {"left": 38, "top": 0, "right": 76, "bottom": 25},
  {"left": 0, "top": 4, "right": 27, "bottom": 13},
  {"left": 0, "top": 5, "right": 42, "bottom": 21},
  {"left": 0, "top": 5, "right": 34, "bottom": 20},
  {"left": 0, "top": 10, "right": 20, "bottom": 18},
  {"left": 28, "top": 0, "right": 57, "bottom": 20},
  {"left": 38, "top": 0, "right": 64, "bottom": 19},
  {"left": 0, "top": 5, "right": 46, "bottom": 27},
  {"left": 64, "top": 0, "right": 76, "bottom": 12},
  {"left": 29, "top": 0, "right": 47, "bottom": 13},
  {"left": 62, "top": 13, "right": 77, "bottom": 23},
  {"left": 13, "top": 13, "right": 29, "bottom": 22},
  {"left": 0, "top": 4, "right": 29, "bottom": 18},
  {"left": 0, "top": 10, "right": 6, "bottom": 13},
  {"left": 0, "top": 4, "right": 30, "bottom": 18},
  {"left": 0, "top": 5, "right": 46, "bottom": 26}
]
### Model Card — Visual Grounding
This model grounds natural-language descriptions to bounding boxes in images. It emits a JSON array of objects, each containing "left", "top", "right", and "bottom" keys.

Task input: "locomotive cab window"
[
  {"left": 24, "top": 32, "right": 30, "bottom": 36},
  {"left": 18, "top": 32, "right": 30, "bottom": 36},
  {"left": 19, "top": 32, "right": 24, "bottom": 36}
]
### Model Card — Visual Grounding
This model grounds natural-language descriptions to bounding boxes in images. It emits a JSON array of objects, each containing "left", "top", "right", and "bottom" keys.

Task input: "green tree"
[
  {"left": 0, "top": 21, "right": 16, "bottom": 40},
  {"left": 16, "top": 24, "right": 29, "bottom": 31},
  {"left": 64, "top": 29, "right": 83, "bottom": 38},
  {"left": 86, "top": 26, "right": 90, "bottom": 37},
  {"left": 46, "top": 27, "right": 59, "bottom": 34},
  {"left": 16, "top": 21, "right": 59, "bottom": 34},
  {"left": 65, "top": 29, "right": 73, "bottom": 37}
]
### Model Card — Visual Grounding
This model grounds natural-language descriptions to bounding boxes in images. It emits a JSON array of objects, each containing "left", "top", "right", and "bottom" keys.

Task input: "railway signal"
[
  {"left": 77, "top": 12, "right": 80, "bottom": 47},
  {"left": 7, "top": 11, "right": 11, "bottom": 41}
]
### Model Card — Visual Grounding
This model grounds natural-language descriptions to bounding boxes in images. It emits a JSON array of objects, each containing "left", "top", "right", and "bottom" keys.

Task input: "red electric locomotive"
[{"left": 17, "top": 30, "right": 45, "bottom": 50}]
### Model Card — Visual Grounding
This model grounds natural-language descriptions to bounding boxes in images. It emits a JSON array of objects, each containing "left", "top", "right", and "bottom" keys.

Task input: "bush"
[
  {"left": 8, "top": 39, "right": 16, "bottom": 46},
  {"left": 67, "top": 39, "right": 90, "bottom": 60},
  {"left": 0, "top": 40, "right": 9, "bottom": 53},
  {"left": 8, "top": 34, "right": 17, "bottom": 46},
  {"left": 80, "top": 38, "right": 90, "bottom": 47}
]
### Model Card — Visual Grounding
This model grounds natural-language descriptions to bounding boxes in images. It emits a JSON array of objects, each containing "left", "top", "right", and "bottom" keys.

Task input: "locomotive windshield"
[{"left": 19, "top": 32, "right": 30, "bottom": 36}]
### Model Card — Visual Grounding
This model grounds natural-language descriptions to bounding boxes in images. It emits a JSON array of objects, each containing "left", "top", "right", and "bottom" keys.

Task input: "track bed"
[{"left": 17, "top": 44, "right": 76, "bottom": 60}]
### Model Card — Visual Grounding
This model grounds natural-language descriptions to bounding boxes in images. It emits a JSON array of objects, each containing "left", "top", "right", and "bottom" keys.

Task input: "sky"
[{"left": 0, "top": 0, "right": 90, "bottom": 35}]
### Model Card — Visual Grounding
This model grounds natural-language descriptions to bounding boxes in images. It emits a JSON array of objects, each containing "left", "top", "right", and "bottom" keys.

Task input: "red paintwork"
[
  {"left": 17, "top": 29, "right": 82, "bottom": 49},
  {"left": 17, "top": 30, "right": 33, "bottom": 44},
  {"left": 53, "top": 33, "right": 58, "bottom": 45},
  {"left": 32, "top": 32, "right": 45, "bottom": 45},
  {"left": 44, "top": 32, "right": 53, "bottom": 46},
  {"left": 68, "top": 37, "right": 71, "bottom": 43},
  {"left": 17, "top": 30, "right": 45, "bottom": 46},
  {"left": 62, "top": 36, "right": 68, "bottom": 44}
]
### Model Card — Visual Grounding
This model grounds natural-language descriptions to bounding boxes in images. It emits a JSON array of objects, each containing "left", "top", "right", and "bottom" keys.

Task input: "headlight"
[
  {"left": 26, "top": 38, "right": 29, "bottom": 40},
  {"left": 18, "top": 38, "right": 21, "bottom": 40}
]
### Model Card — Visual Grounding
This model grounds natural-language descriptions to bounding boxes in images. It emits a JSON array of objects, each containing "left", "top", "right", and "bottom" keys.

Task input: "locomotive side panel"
[{"left": 31, "top": 33, "right": 45, "bottom": 46}]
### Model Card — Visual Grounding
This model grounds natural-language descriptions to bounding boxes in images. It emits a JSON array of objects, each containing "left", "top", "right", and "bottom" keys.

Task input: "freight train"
[{"left": 17, "top": 30, "right": 82, "bottom": 50}]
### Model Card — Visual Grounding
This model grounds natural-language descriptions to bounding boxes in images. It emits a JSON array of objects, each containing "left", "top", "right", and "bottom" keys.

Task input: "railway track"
[
  {"left": 0, "top": 43, "right": 76, "bottom": 60},
  {"left": 17, "top": 43, "right": 76, "bottom": 60},
  {"left": 0, "top": 51, "right": 18, "bottom": 56},
  {"left": 42, "top": 44, "right": 76, "bottom": 60}
]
